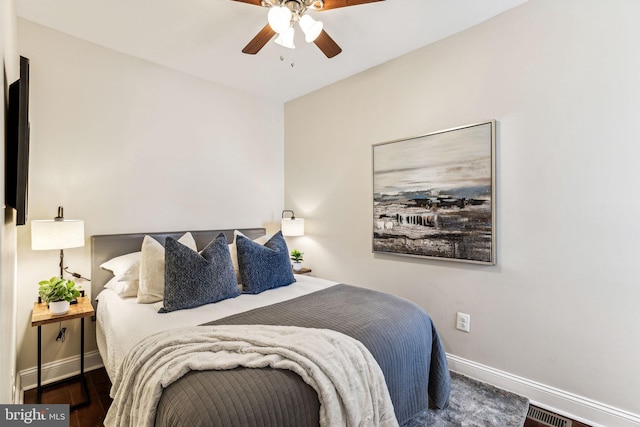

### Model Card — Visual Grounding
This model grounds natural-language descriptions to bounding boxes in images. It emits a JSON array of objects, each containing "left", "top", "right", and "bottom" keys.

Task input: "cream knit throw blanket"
[{"left": 104, "top": 324, "right": 398, "bottom": 427}]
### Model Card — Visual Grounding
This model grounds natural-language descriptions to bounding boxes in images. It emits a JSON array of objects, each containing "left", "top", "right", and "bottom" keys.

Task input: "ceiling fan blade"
[
  {"left": 317, "top": 0, "right": 384, "bottom": 11},
  {"left": 242, "top": 24, "right": 276, "bottom": 55},
  {"left": 314, "top": 30, "right": 342, "bottom": 58},
  {"left": 231, "top": 0, "right": 263, "bottom": 5}
]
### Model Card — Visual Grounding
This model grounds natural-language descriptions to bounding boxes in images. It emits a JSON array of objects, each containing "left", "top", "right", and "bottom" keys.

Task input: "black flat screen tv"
[{"left": 5, "top": 56, "right": 30, "bottom": 226}]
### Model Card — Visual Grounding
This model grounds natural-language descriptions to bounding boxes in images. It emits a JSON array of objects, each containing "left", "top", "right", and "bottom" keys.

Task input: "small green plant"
[
  {"left": 290, "top": 249, "right": 304, "bottom": 263},
  {"left": 38, "top": 277, "right": 81, "bottom": 303}
]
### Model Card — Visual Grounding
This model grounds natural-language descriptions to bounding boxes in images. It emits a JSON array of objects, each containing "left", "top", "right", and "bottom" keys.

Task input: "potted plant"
[
  {"left": 38, "top": 277, "right": 81, "bottom": 315},
  {"left": 290, "top": 249, "right": 304, "bottom": 272}
]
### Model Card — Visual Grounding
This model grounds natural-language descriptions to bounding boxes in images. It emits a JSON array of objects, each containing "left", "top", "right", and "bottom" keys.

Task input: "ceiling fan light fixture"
[
  {"left": 275, "top": 26, "right": 296, "bottom": 49},
  {"left": 268, "top": 6, "right": 292, "bottom": 34},
  {"left": 237, "top": 0, "right": 380, "bottom": 58},
  {"left": 299, "top": 14, "right": 323, "bottom": 43}
]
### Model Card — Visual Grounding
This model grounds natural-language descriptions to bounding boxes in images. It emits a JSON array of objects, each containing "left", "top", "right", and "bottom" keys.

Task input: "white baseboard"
[
  {"left": 447, "top": 354, "right": 640, "bottom": 427},
  {"left": 18, "top": 350, "right": 104, "bottom": 398}
]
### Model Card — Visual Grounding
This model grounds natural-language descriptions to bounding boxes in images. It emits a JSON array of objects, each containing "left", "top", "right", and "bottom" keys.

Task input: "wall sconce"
[
  {"left": 31, "top": 206, "right": 85, "bottom": 278},
  {"left": 281, "top": 209, "right": 305, "bottom": 237}
]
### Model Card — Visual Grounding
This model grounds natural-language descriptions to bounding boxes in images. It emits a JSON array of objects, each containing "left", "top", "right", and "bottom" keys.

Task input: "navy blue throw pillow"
[
  {"left": 160, "top": 233, "right": 240, "bottom": 313},
  {"left": 236, "top": 231, "right": 296, "bottom": 294}
]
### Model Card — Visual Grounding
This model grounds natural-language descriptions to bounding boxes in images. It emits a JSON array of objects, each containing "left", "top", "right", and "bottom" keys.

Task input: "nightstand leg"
[
  {"left": 78, "top": 317, "right": 89, "bottom": 404},
  {"left": 37, "top": 325, "right": 42, "bottom": 404},
  {"left": 80, "top": 318, "right": 84, "bottom": 373}
]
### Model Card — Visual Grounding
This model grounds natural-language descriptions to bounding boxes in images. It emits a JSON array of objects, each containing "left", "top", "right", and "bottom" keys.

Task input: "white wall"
[
  {"left": 285, "top": 0, "right": 640, "bottom": 424},
  {"left": 16, "top": 19, "right": 285, "bottom": 374},
  {"left": 0, "top": 0, "right": 20, "bottom": 404}
]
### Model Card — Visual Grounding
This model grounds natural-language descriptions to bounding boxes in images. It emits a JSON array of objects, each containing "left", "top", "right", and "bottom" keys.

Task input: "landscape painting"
[{"left": 372, "top": 121, "right": 496, "bottom": 264}]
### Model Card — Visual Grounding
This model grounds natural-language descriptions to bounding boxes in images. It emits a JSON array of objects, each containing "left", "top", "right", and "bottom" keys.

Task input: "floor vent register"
[{"left": 527, "top": 406, "right": 573, "bottom": 427}]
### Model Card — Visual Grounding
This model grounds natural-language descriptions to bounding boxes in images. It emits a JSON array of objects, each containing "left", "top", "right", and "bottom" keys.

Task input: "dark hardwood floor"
[
  {"left": 25, "top": 367, "right": 591, "bottom": 427},
  {"left": 23, "top": 368, "right": 112, "bottom": 427}
]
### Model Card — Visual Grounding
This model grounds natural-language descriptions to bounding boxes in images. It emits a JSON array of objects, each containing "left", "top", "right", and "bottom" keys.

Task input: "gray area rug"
[{"left": 402, "top": 371, "right": 530, "bottom": 427}]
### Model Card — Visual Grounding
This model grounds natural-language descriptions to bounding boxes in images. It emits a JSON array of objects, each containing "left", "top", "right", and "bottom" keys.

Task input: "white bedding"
[{"left": 96, "top": 274, "right": 338, "bottom": 380}]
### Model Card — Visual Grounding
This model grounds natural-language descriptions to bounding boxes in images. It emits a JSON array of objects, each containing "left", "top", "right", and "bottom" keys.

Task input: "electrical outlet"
[{"left": 456, "top": 312, "right": 471, "bottom": 332}]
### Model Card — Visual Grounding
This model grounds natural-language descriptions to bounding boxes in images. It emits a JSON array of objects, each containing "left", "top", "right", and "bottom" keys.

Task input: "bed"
[{"left": 91, "top": 228, "right": 451, "bottom": 426}]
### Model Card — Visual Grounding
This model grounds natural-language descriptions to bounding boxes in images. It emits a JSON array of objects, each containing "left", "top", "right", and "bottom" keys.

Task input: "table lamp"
[
  {"left": 31, "top": 206, "right": 85, "bottom": 278},
  {"left": 281, "top": 209, "right": 305, "bottom": 237}
]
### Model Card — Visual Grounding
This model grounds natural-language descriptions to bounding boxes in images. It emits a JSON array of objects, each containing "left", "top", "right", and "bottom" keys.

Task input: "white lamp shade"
[
  {"left": 31, "top": 220, "right": 85, "bottom": 250},
  {"left": 268, "top": 6, "right": 292, "bottom": 34},
  {"left": 281, "top": 218, "right": 305, "bottom": 237},
  {"left": 275, "top": 26, "right": 296, "bottom": 49},
  {"left": 299, "top": 15, "right": 323, "bottom": 43}
]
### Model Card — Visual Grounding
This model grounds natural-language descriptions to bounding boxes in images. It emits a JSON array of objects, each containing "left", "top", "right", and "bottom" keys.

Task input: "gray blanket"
[{"left": 155, "top": 284, "right": 451, "bottom": 426}]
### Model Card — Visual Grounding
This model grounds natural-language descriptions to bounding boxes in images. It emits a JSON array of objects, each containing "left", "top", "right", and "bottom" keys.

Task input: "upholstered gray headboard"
[{"left": 90, "top": 228, "right": 266, "bottom": 310}]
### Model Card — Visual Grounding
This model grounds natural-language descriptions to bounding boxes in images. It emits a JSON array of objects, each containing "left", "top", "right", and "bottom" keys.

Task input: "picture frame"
[{"left": 372, "top": 120, "right": 496, "bottom": 265}]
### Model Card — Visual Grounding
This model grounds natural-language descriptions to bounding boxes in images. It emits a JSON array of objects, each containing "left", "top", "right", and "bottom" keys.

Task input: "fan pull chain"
[{"left": 279, "top": 48, "right": 295, "bottom": 68}]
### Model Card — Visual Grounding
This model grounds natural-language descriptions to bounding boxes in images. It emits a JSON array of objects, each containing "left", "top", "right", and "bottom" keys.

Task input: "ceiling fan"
[{"left": 233, "top": 0, "right": 384, "bottom": 58}]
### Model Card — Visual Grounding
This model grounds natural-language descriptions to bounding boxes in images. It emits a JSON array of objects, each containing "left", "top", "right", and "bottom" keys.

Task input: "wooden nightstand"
[
  {"left": 294, "top": 267, "right": 312, "bottom": 274},
  {"left": 31, "top": 296, "right": 94, "bottom": 408}
]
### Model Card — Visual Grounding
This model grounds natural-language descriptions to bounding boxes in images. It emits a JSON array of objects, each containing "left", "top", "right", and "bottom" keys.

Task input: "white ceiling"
[{"left": 17, "top": 0, "right": 527, "bottom": 102}]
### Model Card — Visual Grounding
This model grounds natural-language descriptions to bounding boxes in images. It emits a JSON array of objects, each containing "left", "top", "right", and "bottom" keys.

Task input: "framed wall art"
[{"left": 372, "top": 120, "right": 496, "bottom": 265}]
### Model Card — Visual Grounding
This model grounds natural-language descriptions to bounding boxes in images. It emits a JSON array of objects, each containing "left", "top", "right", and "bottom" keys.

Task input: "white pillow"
[
  {"left": 119, "top": 260, "right": 140, "bottom": 282},
  {"left": 104, "top": 277, "right": 138, "bottom": 298},
  {"left": 100, "top": 252, "right": 142, "bottom": 297},
  {"left": 137, "top": 232, "right": 197, "bottom": 304},
  {"left": 100, "top": 252, "right": 141, "bottom": 279},
  {"left": 230, "top": 230, "right": 271, "bottom": 288}
]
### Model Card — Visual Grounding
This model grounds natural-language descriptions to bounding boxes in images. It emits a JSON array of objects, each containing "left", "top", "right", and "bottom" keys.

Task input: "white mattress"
[{"left": 96, "top": 275, "right": 338, "bottom": 380}]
